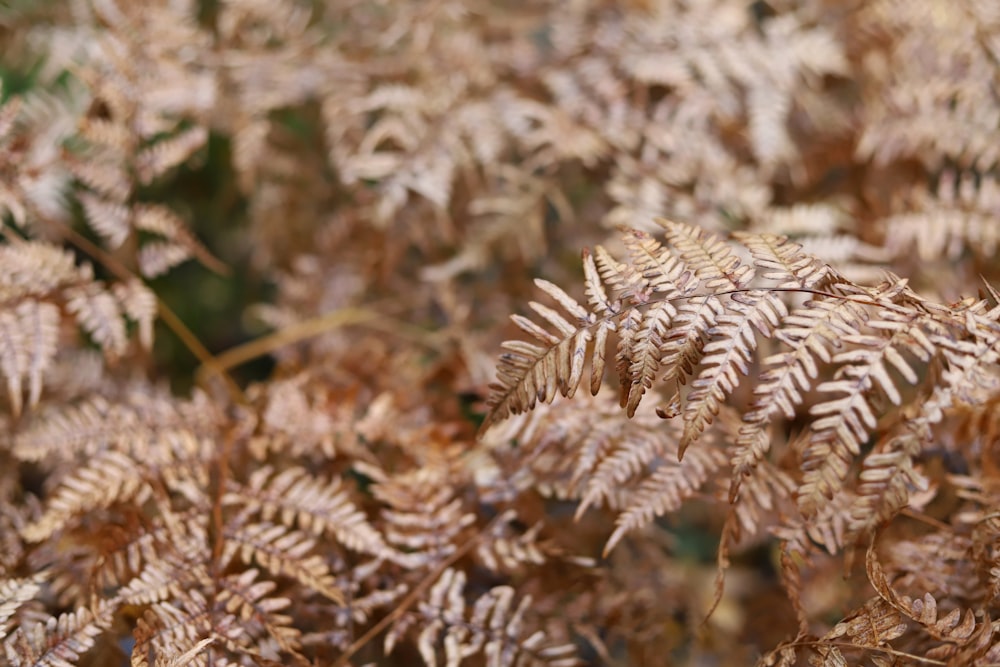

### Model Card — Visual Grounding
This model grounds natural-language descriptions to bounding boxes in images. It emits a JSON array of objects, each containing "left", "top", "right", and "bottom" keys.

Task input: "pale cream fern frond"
[
  {"left": 484, "top": 220, "right": 1000, "bottom": 557},
  {"left": 0, "top": 242, "right": 155, "bottom": 415},
  {"left": 386, "top": 567, "right": 579, "bottom": 667}
]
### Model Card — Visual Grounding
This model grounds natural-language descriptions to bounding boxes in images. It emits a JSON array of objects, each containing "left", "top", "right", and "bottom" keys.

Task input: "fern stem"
[
  {"left": 785, "top": 639, "right": 947, "bottom": 665},
  {"left": 196, "top": 305, "right": 445, "bottom": 385},
  {"left": 71, "top": 229, "right": 246, "bottom": 403}
]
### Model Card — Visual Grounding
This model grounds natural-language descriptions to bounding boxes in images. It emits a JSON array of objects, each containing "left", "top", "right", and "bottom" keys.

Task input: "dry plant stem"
[
  {"left": 788, "top": 640, "right": 948, "bottom": 665},
  {"left": 900, "top": 507, "right": 952, "bottom": 532},
  {"left": 197, "top": 306, "right": 445, "bottom": 384},
  {"left": 331, "top": 516, "right": 500, "bottom": 667},
  {"left": 59, "top": 224, "right": 247, "bottom": 404},
  {"left": 197, "top": 307, "right": 383, "bottom": 384}
]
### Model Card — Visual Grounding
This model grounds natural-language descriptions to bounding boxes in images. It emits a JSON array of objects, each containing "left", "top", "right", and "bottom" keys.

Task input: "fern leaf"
[
  {"left": 483, "top": 222, "right": 775, "bottom": 431},
  {"left": 623, "top": 300, "right": 676, "bottom": 416},
  {"left": 615, "top": 307, "right": 644, "bottom": 409},
  {"left": 135, "top": 126, "right": 208, "bottom": 184},
  {"left": 225, "top": 465, "right": 393, "bottom": 559},
  {"left": 846, "top": 433, "right": 928, "bottom": 540},
  {"left": 866, "top": 544, "right": 991, "bottom": 649},
  {"left": 221, "top": 522, "right": 344, "bottom": 605},
  {"left": 65, "top": 284, "right": 129, "bottom": 358},
  {"left": 475, "top": 512, "right": 547, "bottom": 572},
  {"left": 410, "top": 568, "right": 579, "bottom": 667},
  {"left": 113, "top": 280, "right": 157, "bottom": 351},
  {"left": 0, "top": 242, "right": 83, "bottom": 301},
  {"left": 799, "top": 307, "right": 934, "bottom": 515},
  {"left": 590, "top": 244, "right": 634, "bottom": 299},
  {"left": 604, "top": 443, "right": 727, "bottom": 554},
  {"left": 78, "top": 191, "right": 131, "bottom": 248},
  {"left": 735, "top": 231, "right": 831, "bottom": 289},
  {"left": 0, "top": 575, "right": 42, "bottom": 641},
  {"left": 216, "top": 569, "right": 300, "bottom": 655},
  {"left": 732, "top": 296, "right": 868, "bottom": 480},
  {"left": 117, "top": 552, "right": 208, "bottom": 608},
  {"left": 380, "top": 487, "right": 476, "bottom": 568},
  {"left": 680, "top": 290, "right": 786, "bottom": 456},
  {"left": 728, "top": 459, "right": 796, "bottom": 541},
  {"left": 813, "top": 597, "right": 907, "bottom": 664},
  {"left": 657, "top": 295, "right": 726, "bottom": 388},
  {"left": 621, "top": 228, "right": 695, "bottom": 297},
  {"left": 138, "top": 242, "right": 192, "bottom": 280},
  {"left": 483, "top": 281, "right": 599, "bottom": 430},
  {"left": 133, "top": 205, "right": 226, "bottom": 276},
  {"left": 661, "top": 219, "right": 754, "bottom": 290},
  {"left": 3, "top": 600, "right": 116, "bottom": 667},
  {"left": 0, "top": 300, "right": 59, "bottom": 416},
  {"left": 581, "top": 248, "right": 615, "bottom": 315},
  {"left": 22, "top": 449, "right": 150, "bottom": 542},
  {"left": 131, "top": 592, "right": 212, "bottom": 667},
  {"left": 576, "top": 413, "right": 683, "bottom": 518}
]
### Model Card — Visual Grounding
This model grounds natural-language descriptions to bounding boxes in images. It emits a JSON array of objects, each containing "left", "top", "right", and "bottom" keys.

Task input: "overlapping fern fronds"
[{"left": 484, "top": 219, "right": 1000, "bottom": 556}]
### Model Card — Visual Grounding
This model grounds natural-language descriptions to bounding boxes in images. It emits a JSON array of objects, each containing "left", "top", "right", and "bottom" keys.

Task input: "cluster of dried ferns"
[{"left": 3, "top": 0, "right": 1000, "bottom": 665}]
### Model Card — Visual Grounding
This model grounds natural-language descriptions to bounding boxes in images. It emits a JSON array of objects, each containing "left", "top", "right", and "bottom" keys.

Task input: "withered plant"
[{"left": 2, "top": 1, "right": 1000, "bottom": 666}]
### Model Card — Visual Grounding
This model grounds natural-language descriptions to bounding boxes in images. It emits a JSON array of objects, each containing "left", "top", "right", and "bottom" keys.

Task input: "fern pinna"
[{"left": 483, "top": 219, "right": 1000, "bottom": 560}]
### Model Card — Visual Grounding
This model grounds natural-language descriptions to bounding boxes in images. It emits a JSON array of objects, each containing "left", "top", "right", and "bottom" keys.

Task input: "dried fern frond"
[
  {"left": 3, "top": 599, "right": 116, "bottom": 667},
  {"left": 0, "top": 242, "right": 156, "bottom": 415},
  {"left": 483, "top": 220, "right": 828, "bottom": 447},
  {"left": 0, "top": 575, "right": 42, "bottom": 641},
  {"left": 855, "top": 0, "right": 1000, "bottom": 171},
  {"left": 810, "top": 597, "right": 907, "bottom": 666},
  {"left": 883, "top": 170, "right": 1000, "bottom": 265},
  {"left": 865, "top": 545, "right": 996, "bottom": 662},
  {"left": 386, "top": 567, "right": 579, "bottom": 667},
  {"left": 223, "top": 465, "right": 394, "bottom": 561},
  {"left": 220, "top": 521, "right": 344, "bottom": 606},
  {"left": 485, "top": 221, "right": 1000, "bottom": 566}
]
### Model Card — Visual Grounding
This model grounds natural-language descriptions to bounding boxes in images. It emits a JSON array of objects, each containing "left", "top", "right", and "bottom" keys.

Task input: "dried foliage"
[{"left": 3, "top": 0, "right": 1000, "bottom": 665}]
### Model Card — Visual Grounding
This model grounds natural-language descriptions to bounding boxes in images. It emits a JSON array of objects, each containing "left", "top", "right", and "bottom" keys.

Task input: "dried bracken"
[{"left": 2, "top": 0, "right": 1000, "bottom": 665}]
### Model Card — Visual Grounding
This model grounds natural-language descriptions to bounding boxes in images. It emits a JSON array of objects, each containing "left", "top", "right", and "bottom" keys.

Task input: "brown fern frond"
[
  {"left": 474, "top": 511, "right": 548, "bottom": 574},
  {"left": 845, "top": 433, "right": 929, "bottom": 541},
  {"left": 662, "top": 220, "right": 754, "bottom": 291},
  {"left": 21, "top": 449, "right": 151, "bottom": 543},
  {"left": 483, "top": 222, "right": 814, "bottom": 436},
  {"left": 734, "top": 231, "right": 833, "bottom": 290},
  {"left": 135, "top": 126, "right": 209, "bottom": 185},
  {"left": 726, "top": 459, "right": 797, "bottom": 543},
  {"left": 78, "top": 191, "right": 130, "bottom": 249},
  {"left": 0, "top": 242, "right": 156, "bottom": 414},
  {"left": 132, "top": 205, "right": 226, "bottom": 278},
  {"left": 573, "top": 398, "right": 686, "bottom": 518},
  {"left": 114, "top": 536, "right": 210, "bottom": 608},
  {"left": 680, "top": 290, "right": 786, "bottom": 456},
  {"left": 377, "top": 481, "right": 476, "bottom": 569},
  {"left": 215, "top": 569, "right": 301, "bottom": 656},
  {"left": 811, "top": 597, "right": 907, "bottom": 665},
  {"left": 0, "top": 575, "right": 42, "bottom": 641},
  {"left": 223, "top": 465, "right": 393, "bottom": 560},
  {"left": 131, "top": 591, "right": 215, "bottom": 667},
  {"left": 220, "top": 521, "right": 344, "bottom": 606},
  {"left": 394, "top": 567, "right": 580, "bottom": 667},
  {"left": 2, "top": 599, "right": 116, "bottom": 667},
  {"left": 867, "top": 545, "right": 996, "bottom": 661},
  {"left": 605, "top": 442, "right": 728, "bottom": 554},
  {"left": 732, "top": 294, "right": 868, "bottom": 483},
  {"left": 799, "top": 298, "right": 938, "bottom": 516}
]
